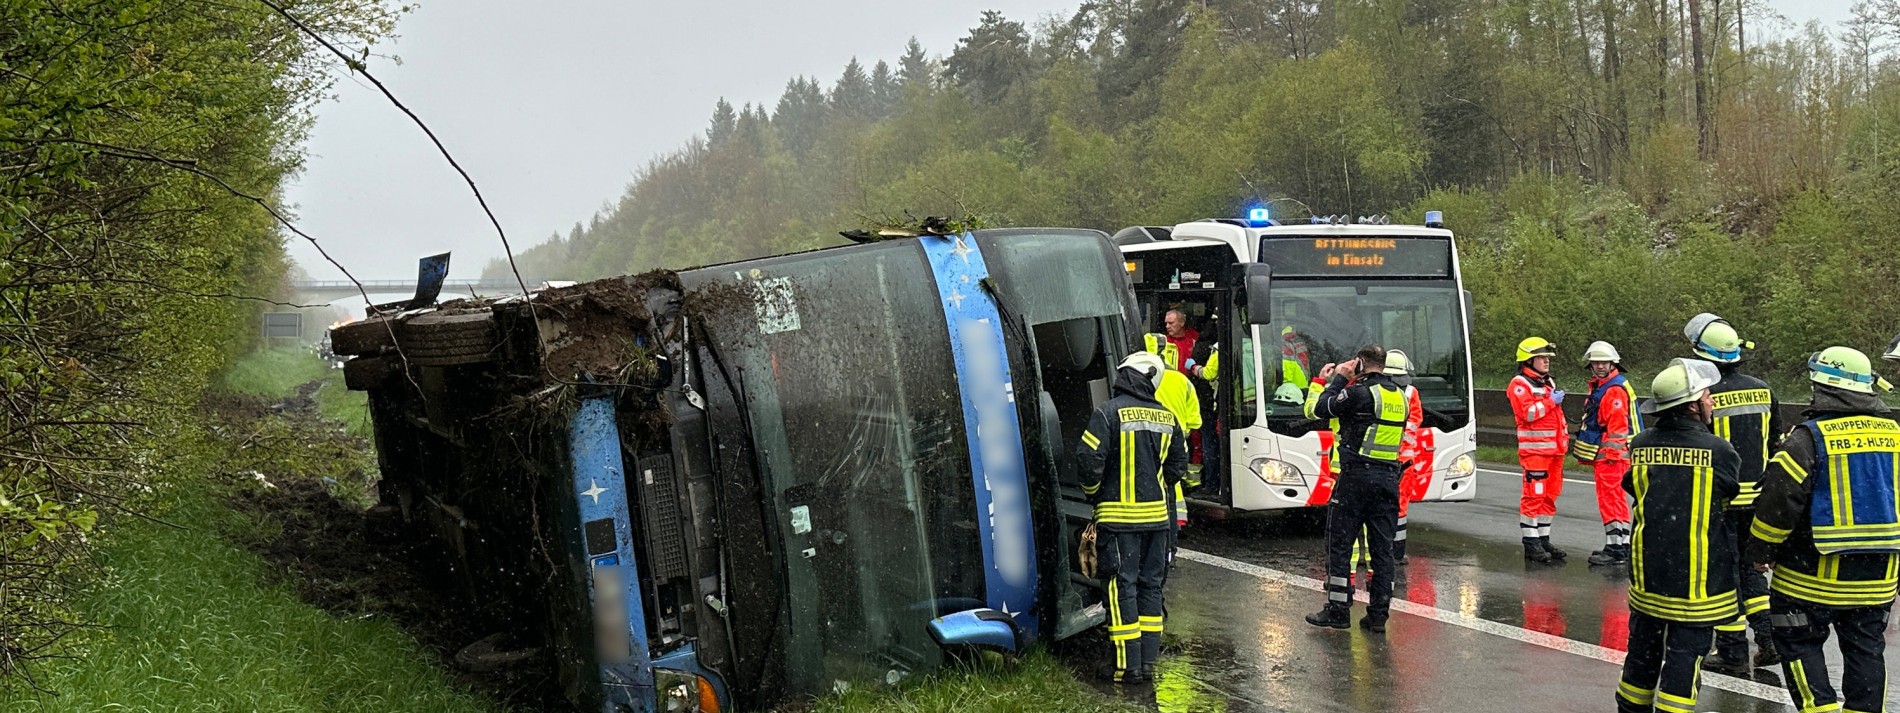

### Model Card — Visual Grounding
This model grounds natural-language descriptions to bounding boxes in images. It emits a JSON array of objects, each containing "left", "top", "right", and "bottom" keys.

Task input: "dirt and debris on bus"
[{"left": 331, "top": 228, "right": 1135, "bottom": 712}]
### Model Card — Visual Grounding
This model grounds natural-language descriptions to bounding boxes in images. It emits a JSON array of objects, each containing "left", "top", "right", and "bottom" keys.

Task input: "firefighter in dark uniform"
[
  {"left": 1075, "top": 351, "right": 1189, "bottom": 684},
  {"left": 1616, "top": 358, "right": 1741, "bottom": 713},
  {"left": 1303, "top": 345, "right": 1408, "bottom": 633},
  {"left": 1745, "top": 346, "right": 1900, "bottom": 713},
  {"left": 1684, "top": 312, "right": 1785, "bottom": 670}
]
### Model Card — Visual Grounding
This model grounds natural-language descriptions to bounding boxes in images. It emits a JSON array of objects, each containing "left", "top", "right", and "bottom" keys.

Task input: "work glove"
[{"left": 1551, "top": 389, "right": 1566, "bottom": 405}]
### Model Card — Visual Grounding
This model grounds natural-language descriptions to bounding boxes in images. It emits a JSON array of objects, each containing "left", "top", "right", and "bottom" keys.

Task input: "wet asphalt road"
[{"left": 1121, "top": 466, "right": 1900, "bottom": 712}]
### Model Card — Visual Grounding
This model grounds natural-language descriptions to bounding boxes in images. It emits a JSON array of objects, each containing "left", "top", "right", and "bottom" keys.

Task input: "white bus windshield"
[{"left": 1259, "top": 280, "right": 1470, "bottom": 423}]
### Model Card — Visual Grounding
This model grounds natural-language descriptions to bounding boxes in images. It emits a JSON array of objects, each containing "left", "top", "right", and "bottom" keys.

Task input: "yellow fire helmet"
[
  {"left": 1808, "top": 346, "right": 1879, "bottom": 395},
  {"left": 1684, "top": 312, "right": 1753, "bottom": 363},
  {"left": 1384, "top": 349, "right": 1412, "bottom": 375},
  {"left": 1642, "top": 358, "right": 1723, "bottom": 413},
  {"left": 1581, "top": 340, "right": 1621, "bottom": 364},
  {"left": 1516, "top": 336, "right": 1556, "bottom": 362}
]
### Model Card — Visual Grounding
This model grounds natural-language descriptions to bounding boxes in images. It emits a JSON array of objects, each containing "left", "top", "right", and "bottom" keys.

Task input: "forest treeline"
[
  {"left": 0, "top": 0, "right": 401, "bottom": 683},
  {"left": 492, "top": 0, "right": 1900, "bottom": 385}
]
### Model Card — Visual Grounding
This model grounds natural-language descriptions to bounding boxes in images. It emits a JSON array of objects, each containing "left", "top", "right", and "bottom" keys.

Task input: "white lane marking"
[
  {"left": 1176, "top": 548, "right": 1794, "bottom": 707},
  {"left": 1480, "top": 465, "right": 1595, "bottom": 487}
]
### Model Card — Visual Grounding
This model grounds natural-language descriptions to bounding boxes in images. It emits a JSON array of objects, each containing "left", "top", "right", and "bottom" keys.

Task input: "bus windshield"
[
  {"left": 1261, "top": 280, "right": 1470, "bottom": 422},
  {"left": 694, "top": 240, "right": 985, "bottom": 696}
]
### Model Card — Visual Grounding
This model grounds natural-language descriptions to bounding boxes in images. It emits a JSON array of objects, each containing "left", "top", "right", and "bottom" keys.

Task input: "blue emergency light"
[
  {"left": 1425, "top": 210, "right": 1445, "bottom": 228},
  {"left": 1247, "top": 207, "right": 1270, "bottom": 226}
]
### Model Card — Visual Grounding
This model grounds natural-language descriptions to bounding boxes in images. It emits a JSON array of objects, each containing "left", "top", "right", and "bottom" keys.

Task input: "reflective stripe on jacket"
[
  {"left": 1510, "top": 368, "right": 1568, "bottom": 456},
  {"left": 1623, "top": 411, "right": 1742, "bottom": 623},
  {"left": 1747, "top": 393, "right": 1900, "bottom": 608},
  {"left": 1076, "top": 368, "right": 1189, "bottom": 528},
  {"left": 1706, "top": 367, "right": 1781, "bottom": 508},
  {"left": 1574, "top": 371, "right": 1640, "bottom": 464}
]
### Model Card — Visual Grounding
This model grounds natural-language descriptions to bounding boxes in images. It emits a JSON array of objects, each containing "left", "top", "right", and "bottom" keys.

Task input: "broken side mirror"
[
  {"left": 926, "top": 608, "right": 1023, "bottom": 655},
  {"left": 1229, "top": 263, "right": 1272, "bottom": 325}
]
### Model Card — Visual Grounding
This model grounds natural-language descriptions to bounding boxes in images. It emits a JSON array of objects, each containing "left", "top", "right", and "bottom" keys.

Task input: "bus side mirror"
[
  {"left": 927, "top": 608, "right": 1022, "bottom": 655},
  {"left": 1233, "top": 263, "right": 1272, "bottom": 325}
]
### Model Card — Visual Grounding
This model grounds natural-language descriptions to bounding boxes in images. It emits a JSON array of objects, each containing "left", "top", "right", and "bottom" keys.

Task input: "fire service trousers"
[
  {"left": 1518, "top": 454, "right": 1565, "bottom": 544},
  {"left": 1770, "top": 594, "right": 1891, "bottom": 713},
  {"left": 1593, "top": 459, "right": 1632, "bottom": 547},
  {"left": 1715, "top": 510, "right": 1773, "bottom": 657},
  {"left": 1324, "top": 470, "right": 1399, "bottom": 616},
  {"left": 1101, "top": 525, "right": 1169, "bottom": 678},
  {"left": 1617, "top": 610, "right": 1714, "bottom": 713}
]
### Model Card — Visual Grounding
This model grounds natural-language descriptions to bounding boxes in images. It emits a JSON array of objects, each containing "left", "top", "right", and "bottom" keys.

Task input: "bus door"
[{"left": 1121, "top": 245, "right": 1236, "bottom": 504}]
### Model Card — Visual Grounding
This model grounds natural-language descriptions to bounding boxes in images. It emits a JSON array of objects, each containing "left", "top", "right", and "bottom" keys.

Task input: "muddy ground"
[{"left": 208, "top": 381, "right": 566, "bottom": 712}]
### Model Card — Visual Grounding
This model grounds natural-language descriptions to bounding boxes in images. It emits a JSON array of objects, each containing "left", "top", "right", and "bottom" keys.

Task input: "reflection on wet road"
[{"left": 1123, "top": 469, "right": 1900, "bottom": 712}]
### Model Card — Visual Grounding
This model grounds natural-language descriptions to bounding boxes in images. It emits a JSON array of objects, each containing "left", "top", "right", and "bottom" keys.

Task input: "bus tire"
[{"left": 330, "top": 318, "right": 396, "bottom": 356}]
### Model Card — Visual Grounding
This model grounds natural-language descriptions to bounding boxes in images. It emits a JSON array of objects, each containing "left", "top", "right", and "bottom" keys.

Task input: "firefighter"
[
  {"left": 1303, "top": 345, "right": 1408, "bottom": 633},
  {"left": 1683, "top": 313, "right": 1782, "bottom": 670},
  {"left": 1510, "top": 337, "right": 1570, "bottom": 562},
  {"left": 1075, "top": 351, "right": 1189, "bottom": 684},
  {"left": 1145, "top": 333, "right": 1202, "bottom": 526},
  {"left": 1573, "top": 341, "right": 1640, "bottom": 566},
  {"left": 1745, "top": 347, "right": 1900, "bottom": 713},
  {"left": 1616, "top": 358, "right": 1740, "bottom": 713},
  {"left": 1386, "top": 349, "right": 1430, "bottom": 563},
  {"left": 1187, "top": 342, "right": 1223, "bottom": 496}
]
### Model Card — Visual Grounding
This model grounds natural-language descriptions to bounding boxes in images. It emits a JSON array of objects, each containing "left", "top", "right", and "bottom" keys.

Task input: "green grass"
[
  {"left": 1475, "top": 444, "right": 1520, "bottom": 468},
  {"left": 312, "top": 369, "right": 373, "bottom": 438},
  {"left": 219, "top": 343, "right": 327, "bottom": 398},
  {"left": 4, "top": 488, "right": 496, "bottom": 712},
  {"left": 812, "top": 650, "right": 1141, "bottom": 713}
]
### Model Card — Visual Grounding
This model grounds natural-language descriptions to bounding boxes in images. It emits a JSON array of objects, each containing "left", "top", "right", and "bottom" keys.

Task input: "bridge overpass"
[{"left": 290, "top": 277, "right": 537, "bottom": 301}]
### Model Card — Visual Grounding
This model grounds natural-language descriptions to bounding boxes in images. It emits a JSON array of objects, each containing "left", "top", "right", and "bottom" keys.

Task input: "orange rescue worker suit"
[
  {"left": 1393, "top": 380, "right": 1431, "bottom": 562},
  {"left": 1510, "top": 363, "right": 1570, "bottom": 560},
  {"left": 1574, "top": 367, "right": 1639, "bottom": 562}
]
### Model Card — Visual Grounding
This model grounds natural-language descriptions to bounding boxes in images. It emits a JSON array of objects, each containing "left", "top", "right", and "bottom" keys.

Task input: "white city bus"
[{"left": 1114, "top": 212, "right": 1477, "bottom": 514}]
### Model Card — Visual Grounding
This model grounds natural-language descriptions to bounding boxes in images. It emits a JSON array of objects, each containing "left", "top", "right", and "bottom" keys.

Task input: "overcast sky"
[{"left": 283, "top": 0, "right": 1859, "bottom": 283}]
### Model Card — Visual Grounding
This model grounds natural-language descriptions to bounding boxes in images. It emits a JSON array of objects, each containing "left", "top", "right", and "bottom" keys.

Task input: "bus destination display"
[{"left": 1260, "top": 236, "right": 1452, "bottom": 277}]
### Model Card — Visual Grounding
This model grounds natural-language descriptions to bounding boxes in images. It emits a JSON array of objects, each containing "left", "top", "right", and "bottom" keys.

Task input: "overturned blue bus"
[{"left": 337, "top": 229, "right": 1153, "bottom": 711}]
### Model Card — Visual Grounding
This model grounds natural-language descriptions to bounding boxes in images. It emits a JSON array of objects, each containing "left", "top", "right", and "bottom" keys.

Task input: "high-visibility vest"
[
  {"left": 1804, "top": 415, "right": 1900, "bottom": 555},
  {"left": 1573, "top": 372, "right": 1641, "bottom": 463},
  {"left": 1355, "top": 384, "right": 1409, "bottom": 462}
]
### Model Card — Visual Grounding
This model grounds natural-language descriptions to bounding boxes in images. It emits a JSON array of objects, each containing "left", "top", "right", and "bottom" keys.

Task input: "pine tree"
[
  {"left": 946, "top": 11, "right": 1033, "bottom": 104},
  {"left": 897, "top": 37, "right": 935, "bottom": 88},
  {"left": 708, "top": 98, "right": 737, "bottom": 145},
  {"left": 870, "top": 60, "right": 897, "bottom": 116},
  {"left": 832, "top": 58, "right": 875, "bottom": 119}
]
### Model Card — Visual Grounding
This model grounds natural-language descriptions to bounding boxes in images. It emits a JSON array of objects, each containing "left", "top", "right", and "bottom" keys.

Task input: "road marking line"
[
  {"left": 1175, "top": 547, "right": 1793, "bottom": 707},
  {"left": 1480, "top": 465, "right": 1595, "bottom": 487}
]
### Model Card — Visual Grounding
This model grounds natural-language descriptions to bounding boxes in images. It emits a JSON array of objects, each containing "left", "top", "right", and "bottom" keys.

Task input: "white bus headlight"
[
  {"left": 1251, "top": 458, "right": 1304, "bottom": 486},
  {"left": 1446, "top": 453, "right": 1475, "bottom": 479}
]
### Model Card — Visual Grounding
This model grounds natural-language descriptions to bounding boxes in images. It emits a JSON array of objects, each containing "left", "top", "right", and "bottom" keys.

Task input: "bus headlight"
[
  {"left": 1446, "top": 453, "right": 1475, "bottom": 479},
  {"left": 1251, "top": 458, "right": 1304, "bottom": 486},
  {"left": 655, "top": 668, "right": 721, "bottom": 712}
]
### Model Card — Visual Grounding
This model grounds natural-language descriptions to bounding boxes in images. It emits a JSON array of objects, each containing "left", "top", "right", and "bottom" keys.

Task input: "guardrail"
[{"left": 1472, "top": 387, "right": 1808, "bottom": 448}]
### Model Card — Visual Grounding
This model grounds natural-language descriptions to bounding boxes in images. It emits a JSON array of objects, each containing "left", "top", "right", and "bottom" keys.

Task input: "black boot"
[
  {"left": 1359, "top": 611, "right": 1389, "bottom": 633},
  {"left": 1541, "top": 536, "right": 1568, "bottom": 560},
  {"left": 1392, "top": 538, "right": 1409, "bottom": 564},
  {"left": 1305, "top": 604, "right": 1351, "bottom": 629},
  {"left": 1706, "top": 637, "right": 1751, "bottom": 674},
  {"left": 1524, "top": 539, "right": 1554, "bottom": 563},
  {"left": 1753, "top": 638, "right": 1781, "bottom": 668},
  {"left": 1587, "top": 544, "right": 1629, "bottom": 566}
]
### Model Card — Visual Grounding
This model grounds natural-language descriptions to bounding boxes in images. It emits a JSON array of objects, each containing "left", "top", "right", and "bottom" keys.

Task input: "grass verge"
[
  {"left": 3, "top": 487, "right": 497, "bottom": 712},
  {"left": 218, "top": 343, "right": 327, "bottom": 397},
  {"left": 810, "top": 651, "right": 1141, "bottom": 713}
]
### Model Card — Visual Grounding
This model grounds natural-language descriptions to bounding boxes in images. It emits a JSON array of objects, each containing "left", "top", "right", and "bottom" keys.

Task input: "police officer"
[
  {"left": 1304, "top": 345, "right": 1408, "bottom": 633},
  {"left": 1745, "top": 347, "right": 1900, "bottom": 713},
  {"left": 1386, "top": 350, "right": 1429, "bottom": 564},
  {"left": 1683, "top": 313, "right": 1783, "bottom": 670},
  {"left": 1574, "top": 341, "right": 1640, "bottom": 566},
  {"left": 1616, "top": 358, "right": 1740, "bottom": 713},
  {"left": 1075, "top": 351, "right": 1189, "bottom": 684}
]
